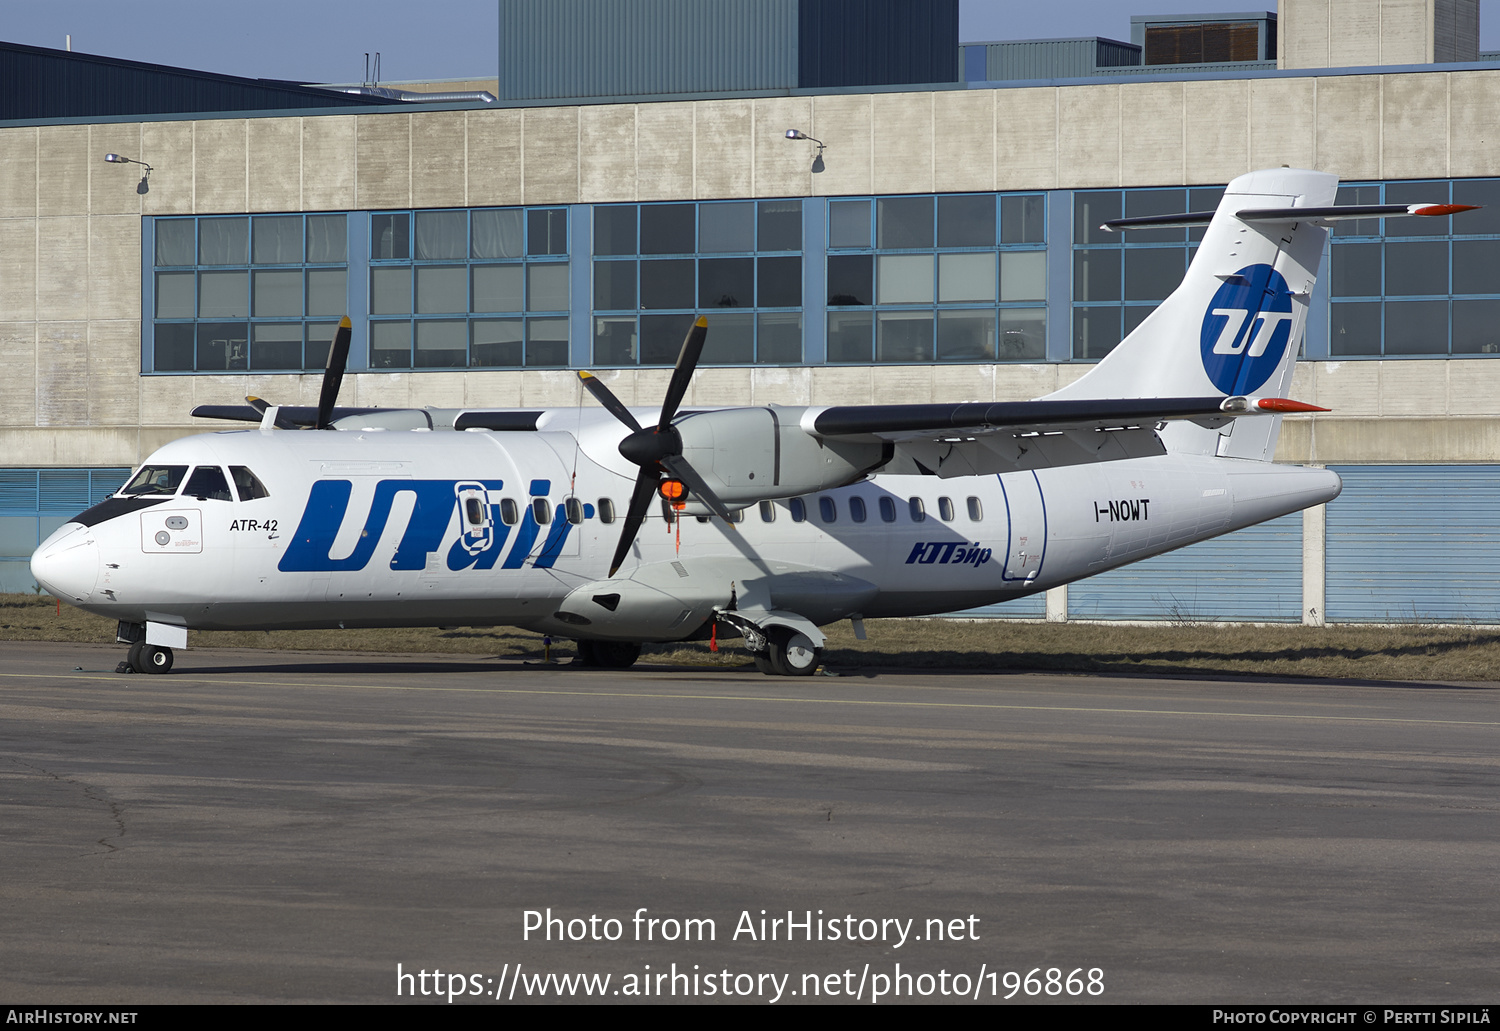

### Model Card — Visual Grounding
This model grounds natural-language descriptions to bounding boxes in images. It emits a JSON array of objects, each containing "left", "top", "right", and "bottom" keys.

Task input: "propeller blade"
[
  {"left": 608, "top": 469, "right": 661, "bottom": 577},
  {"left": 602, "top": 314, "right": 710, "bottom": 576},
  {"left": 314, "top": 317, "right": 353, "bottom": 430},
  {"left": 660, "top": 454, "right": 734, "bottom": 524},
  {"left": 658, "top": 316, "right": 707, "bottom": 428},
  {"left": 244, "top": 395, "right": 297, "bottom": 430},
  {"left": 578, "top": 371, "right": 642, "bottom": 432}
]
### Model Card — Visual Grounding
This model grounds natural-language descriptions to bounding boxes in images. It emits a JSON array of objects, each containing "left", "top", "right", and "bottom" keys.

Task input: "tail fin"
[{"left": 1046, "top": 167, "right": 1338, "bottom": 460}]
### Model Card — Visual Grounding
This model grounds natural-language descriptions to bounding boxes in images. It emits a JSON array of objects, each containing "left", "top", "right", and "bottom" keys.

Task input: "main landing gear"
[
  {"left": 575, "top": 639, "right": 642, "bottom": 669},
  {"left": 757, "top": 626, "right": 821, "bottom": 677},
  {"left": 119, "top": 641, "right": 174, "bottom": 674}
]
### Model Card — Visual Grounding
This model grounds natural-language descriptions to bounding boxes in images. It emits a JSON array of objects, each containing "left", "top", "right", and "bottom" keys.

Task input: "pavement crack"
[{"left": 9, "top": 757, "right": 125, "bottom": 855}]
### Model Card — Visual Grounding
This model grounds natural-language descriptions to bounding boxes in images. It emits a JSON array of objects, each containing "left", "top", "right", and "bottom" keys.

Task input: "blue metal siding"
[
  {"left": 0, "top": 468, "right": 130, "bottom": 593},
  {"left": 499, "top": 0, "right": 799, "bottom": 101},
  {"left": 797, "top": 0, "right": 959, "bottom": 88},
  {"left": 951, "top": 592, "right": 1047, "bottom": 620},
  {"left": 1326, "top": 466, "right": 1500, "bottom": 623},
  {"left": 1067, "top": 514, "right": 1303, "bottom": 622}
]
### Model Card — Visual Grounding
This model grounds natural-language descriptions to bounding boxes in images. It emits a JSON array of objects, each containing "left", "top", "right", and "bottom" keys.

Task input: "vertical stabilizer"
[{"left": 1045, "top": 168, "right": 1338, "bottom": 460}]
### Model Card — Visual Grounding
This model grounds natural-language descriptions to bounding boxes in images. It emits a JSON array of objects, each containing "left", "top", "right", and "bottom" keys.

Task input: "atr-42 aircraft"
[{"left": 30, "top": 168, "right": 1476, "bottom": 675}]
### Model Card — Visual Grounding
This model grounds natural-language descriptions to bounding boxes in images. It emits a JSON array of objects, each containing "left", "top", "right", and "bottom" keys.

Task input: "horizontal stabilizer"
[{"left": 1104, "top": 202, "right": 1478, "bottom": 231}]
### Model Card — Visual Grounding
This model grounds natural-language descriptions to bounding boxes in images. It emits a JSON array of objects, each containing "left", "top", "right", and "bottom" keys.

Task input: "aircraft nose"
[{"left": 31, "top": 523, "right": 99, "bottom": 603}]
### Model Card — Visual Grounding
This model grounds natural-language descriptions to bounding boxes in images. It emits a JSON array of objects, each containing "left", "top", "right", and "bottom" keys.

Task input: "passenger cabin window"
[
  {"left": 122, "top": 465, "right": 187, "bottom": 496},
  {"left": 565, "top": 497, "right": 584, "bottom": 524},
  {"left": 465, "top": 497, "right": 485, "bottom": 525},
  {"left": 909, "top": 497, "right": 926, "bottom": 522},
  {"left": 598, "top": 498, "right": 616, "bottom": 523},
  {"left": 938, "top": 496, "right": 955, "bottom": 521},
  {"left": 879, "top": 497, "right": 897, "bottom": 522},
  {"left": 532, "top": 498, "right": 552, "bottom": 524},
  {"left": 725, "top": 508, "right": 744, "bottom": 523},
  {"left": 184, "top": 465, "right": 233, "bottom": 501},
  {"left": 500, "top": 499, "right": 519, "bottom": 525},
  {"left": 967, "top": 496, "right": 983, "bottom": 521},
  {"left": 819, "top": 497, "right": 836, "bottom": 523},
  {"left": 759, "top": 500, "right": 776, "bottom": 522},
  {"left": 229, "top": 466, "right": 270, "bottom": 500},
  {"left": 790, "top": 498, "right": 806, "bottom": 522},
  {"left": 849, "top": 497, "right": 867, "bottom": 522}
]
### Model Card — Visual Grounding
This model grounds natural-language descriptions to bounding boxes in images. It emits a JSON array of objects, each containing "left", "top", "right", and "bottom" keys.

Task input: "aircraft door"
[{"left": 999, "top": 471, "right": 1047, "bottom": 584}]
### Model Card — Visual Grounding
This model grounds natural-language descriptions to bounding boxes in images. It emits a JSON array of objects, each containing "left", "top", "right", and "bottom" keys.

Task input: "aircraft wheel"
[
  {"left": 752, "top": 653, "right": 777, "bottom": 675},
  {"left": 126, "top": 640, "right": 145, "bottom": 673},
  {"left": 592, "top": 641, "right": 641, "bottom": 669},
  {"left": 767, "top": 627, "right": 820, "bottom": 677},
  {"left": 138, "top": 644, "right": 174, "bottom": 674},
  {"left": 574, "top": 639, "right": 599, "bottom": 666}
]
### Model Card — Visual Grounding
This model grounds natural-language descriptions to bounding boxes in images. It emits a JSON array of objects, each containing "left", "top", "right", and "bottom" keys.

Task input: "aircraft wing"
[
  {"left": 806, "top": 395, "right": 1316, "bottom": 478},
  {"left": 192, "top": 404, "right": 396, "bottom": 427}
]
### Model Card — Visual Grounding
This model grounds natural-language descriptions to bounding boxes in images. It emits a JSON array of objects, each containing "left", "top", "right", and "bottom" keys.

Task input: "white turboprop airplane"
[{"left": 29, "top": 168, "right": 1476, "bottom": 675}]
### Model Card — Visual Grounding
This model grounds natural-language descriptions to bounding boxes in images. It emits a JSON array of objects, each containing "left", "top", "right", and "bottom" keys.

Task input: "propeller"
[
  {"left": 314, "top": 317, "right": 353, "bottom": 430},
  {"left": 578, "top": 315, "right": 734, "bottom": 576},
  {"left": 231, "top": 318, "right": 352, "bottom": 429}
]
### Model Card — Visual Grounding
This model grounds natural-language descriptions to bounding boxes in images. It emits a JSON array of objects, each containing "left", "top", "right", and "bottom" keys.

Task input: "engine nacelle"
[{"left": 672, "top": 407, "right": 887, "bottom": 509}]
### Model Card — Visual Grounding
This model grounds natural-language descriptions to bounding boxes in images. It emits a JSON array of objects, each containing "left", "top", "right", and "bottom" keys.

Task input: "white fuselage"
[{"left": 31, "top": 409, "right": 1340, "bottom": 641}]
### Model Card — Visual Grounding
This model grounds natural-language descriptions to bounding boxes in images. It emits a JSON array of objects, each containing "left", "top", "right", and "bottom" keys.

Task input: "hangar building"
[{"left": 2, "top": 0, "right": 1497, "bottom": 625}]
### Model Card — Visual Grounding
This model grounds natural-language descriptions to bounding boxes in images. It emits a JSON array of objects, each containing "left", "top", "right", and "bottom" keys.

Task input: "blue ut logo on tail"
[{"left": 1200, "top": 263, "right": 1295, "bottom": 395}]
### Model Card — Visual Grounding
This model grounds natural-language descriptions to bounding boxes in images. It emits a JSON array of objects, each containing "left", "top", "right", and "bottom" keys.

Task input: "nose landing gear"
[{"left": 118, "top": 640, "right": 174, "bottom": 674}]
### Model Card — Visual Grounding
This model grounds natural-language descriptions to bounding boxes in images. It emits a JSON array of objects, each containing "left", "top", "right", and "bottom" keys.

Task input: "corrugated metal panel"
[
  {"left": 979, "top": 40, "right": 1132, "bottom": 81},
  {"left": 798, "top": 0, "right": 959, "bottom": 88},
  {"left": 90, "top": 470, "right": 130, "bottom": 506},
  {"left": 1067, "top": 514, "right": 1303, "bottom": 622},
  {"left": 1095, "top": 40, "right": 1142, "bottom": 68},
  {"left": 0, "top": 470, "right": 38, "bottom": 512},
  {"left": 37, "top": 471, "right": 91, "bottom": 514},
  {"left": 966, "top": 39, "right": 1143, "bottom": 82},
  {"left": 0, "top": 468, "right": 130, "bottom": 515},
  {"left": 499, "top": 0, "right": 799, "bottom": 101},
  {"left": 1326, "top": 466, "right": 1500, "bottom": 624},
  {"left": 949, "top": 592, "right": 1047, "bottom": 620}
]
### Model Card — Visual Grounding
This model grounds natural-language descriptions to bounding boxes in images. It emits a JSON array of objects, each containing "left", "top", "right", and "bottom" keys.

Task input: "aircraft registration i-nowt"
[{"left": 29, "top": 168, "right": 1477, "bottom": 675}]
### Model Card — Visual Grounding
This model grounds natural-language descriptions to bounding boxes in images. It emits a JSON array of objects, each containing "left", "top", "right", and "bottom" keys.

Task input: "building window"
[
  {"left": 827, "top": 192, "right": 1046, "bottom": 364},
  {"left": 1071, "top": 185, "right": 1225, "bottom": 360},
  {"left": 1329, "top": 179, "right": 1500, "bottom": 357},
  {"left": 151, "top": 214, "right": 349, "bottom": 372},
  {"left": 369, "top": 207, "right": 570, "bottom": 369},
  {"left": 591, "top": 200, "right": 803, "bottom": 366}
]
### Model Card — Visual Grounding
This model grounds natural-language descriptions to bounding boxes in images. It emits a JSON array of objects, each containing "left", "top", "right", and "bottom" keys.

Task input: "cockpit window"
[
  {"left": 121, "top": 465, "right": 187, "bottom": 496},
  {"left": 230, "top": 466, "right": 270, "bottom": 501},
  {"left": 184, "top": 466, "right": 233, "bottom": 501}
]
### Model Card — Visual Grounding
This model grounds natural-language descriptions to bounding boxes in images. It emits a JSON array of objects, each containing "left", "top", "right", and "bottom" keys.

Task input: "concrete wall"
[
  {"left": 1281, "top": 0, "right": 1480, "bottom": 69},
  {"left": 6, "top": 66, "right": 1500, "bottom": 467}
]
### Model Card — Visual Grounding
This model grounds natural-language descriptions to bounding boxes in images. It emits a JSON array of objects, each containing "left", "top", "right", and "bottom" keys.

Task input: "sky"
[{"left": 0, "top": 1, "right": 1497, "bottom": 84}]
